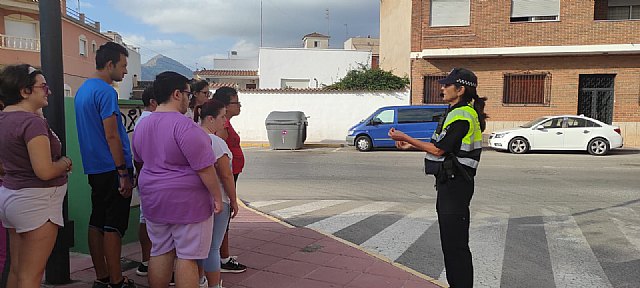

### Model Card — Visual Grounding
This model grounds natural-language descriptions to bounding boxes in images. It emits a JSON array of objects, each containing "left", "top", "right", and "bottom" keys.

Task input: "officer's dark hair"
[
  {"left": 95, "top": 42, "right": 129, "bottom": 70},
  {"left": 457, "top": 84, "right": 488, "bottom": 132},
  {"left": 0, "top": 64, "right": 43, "bottom": 106},
  {"left": 212, "top": 86, "right": 237, "bottom": 106},
  {"left": 153, "top": 71, "right": 189, "bottom": 105},
  {"left": 141, "top": 85, "right": 155, "bottom": 107},
  {"left": 197, "top": 99, "right": 226, "bottom": 123}
]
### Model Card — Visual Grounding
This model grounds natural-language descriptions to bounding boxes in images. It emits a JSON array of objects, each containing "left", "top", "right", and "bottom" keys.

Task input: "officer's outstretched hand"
[
  {"left": 395, "top": 141, "right": 413, "bottom": 150},
  {"left": 388, "top": 127, "right": 408, "bottom": 141}
]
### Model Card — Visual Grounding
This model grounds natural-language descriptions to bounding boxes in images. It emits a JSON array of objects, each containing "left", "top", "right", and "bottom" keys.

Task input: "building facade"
[
  {"left": 409, "top": 0, "right": 640, "bottom": 146},
  {"left": 0, "top": 0, "right": 137, "bottom": 99},
  {"left": 380, "top": 0, "right": 412, "bottom": 77}
]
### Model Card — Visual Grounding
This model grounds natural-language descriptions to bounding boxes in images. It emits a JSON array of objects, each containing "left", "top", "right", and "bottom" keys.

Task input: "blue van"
[{"left": 346, "top": 105, "right": 448, "bottom": 151}]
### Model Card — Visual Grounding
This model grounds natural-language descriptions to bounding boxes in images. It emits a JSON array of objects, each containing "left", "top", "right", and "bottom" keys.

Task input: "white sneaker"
[{"left": 199, "top": 276, "right": 208, "bottom": 288}]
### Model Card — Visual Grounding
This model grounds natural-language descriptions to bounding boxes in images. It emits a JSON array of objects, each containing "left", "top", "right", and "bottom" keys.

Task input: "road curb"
[{"left": 240, "top": 142, "right": 347, "bottom": 148}]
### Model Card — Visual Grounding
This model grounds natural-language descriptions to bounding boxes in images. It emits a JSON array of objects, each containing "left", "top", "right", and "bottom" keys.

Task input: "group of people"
[
  {"left": 0, "top": 41, "right": 248, "bottom": 288},
  {"left": 0, "top": 39, "right": 488, "bottom": 288}
]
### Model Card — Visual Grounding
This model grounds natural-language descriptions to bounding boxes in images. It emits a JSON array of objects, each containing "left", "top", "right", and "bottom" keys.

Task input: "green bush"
[{"left": 324, "top": 66, "right": 409, "bottom": 91}]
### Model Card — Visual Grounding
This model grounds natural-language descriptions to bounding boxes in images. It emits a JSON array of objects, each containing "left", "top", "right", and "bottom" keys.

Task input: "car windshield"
[{"left": 520, "top": 117, "right": 549, "bottom": 128}]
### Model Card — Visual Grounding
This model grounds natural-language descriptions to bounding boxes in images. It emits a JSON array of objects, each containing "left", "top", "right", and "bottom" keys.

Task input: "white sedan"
[{"left": 489, "top": 115, "right": 623, "bottom": 156}]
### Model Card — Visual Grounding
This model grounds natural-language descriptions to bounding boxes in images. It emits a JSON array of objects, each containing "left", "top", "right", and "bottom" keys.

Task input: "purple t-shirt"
[
  {"left": 133, "top": 111, "right": 216, "bottom": 224},
  {"left": 0, "top": 111, "right": 67, "bottom": 190}
]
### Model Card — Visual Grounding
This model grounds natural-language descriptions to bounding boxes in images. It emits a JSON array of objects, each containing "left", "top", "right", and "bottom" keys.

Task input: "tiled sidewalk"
[{"left": 44, "top": 204, "right": 442, "bottom": 288}]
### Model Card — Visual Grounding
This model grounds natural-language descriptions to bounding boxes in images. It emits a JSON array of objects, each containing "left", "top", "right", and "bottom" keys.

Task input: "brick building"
[{"left": 409, "top": 0, "right": 640, "bottom": 146}]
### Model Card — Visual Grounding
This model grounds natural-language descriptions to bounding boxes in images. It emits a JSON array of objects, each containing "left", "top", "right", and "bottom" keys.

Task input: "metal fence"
[{"left": 503, "top": 73, "right": 551, "bottom": 105}]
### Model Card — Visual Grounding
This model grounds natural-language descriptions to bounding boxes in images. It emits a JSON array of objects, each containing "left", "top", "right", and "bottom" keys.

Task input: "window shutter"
[
  {"left": 511, "top": 0, "right": 560, "bottom": 17},
  {"left": 431, "top": 0, "right": 470, "bottom": 27}
]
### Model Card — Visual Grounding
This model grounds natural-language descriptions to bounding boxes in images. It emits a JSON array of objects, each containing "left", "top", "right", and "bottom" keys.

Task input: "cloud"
[{"left": 111, "top": 0, "right": 379, "bottom": 49}]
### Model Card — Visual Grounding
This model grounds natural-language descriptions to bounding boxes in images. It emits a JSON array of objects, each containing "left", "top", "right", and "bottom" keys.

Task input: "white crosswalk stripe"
[
  {"left": 360, "top": 205, "right": 438, "bottom": 261},
  {"left": 270, "top": 200, "right": 349, "bottom": 219},
  {"left": 607, "top": 207, "right": 640, "bottom": 255},
  {"left": 543, "top": 206, "right": 612, "bottom": 288},
  {"left": 306, "top": 202, "right": 397, "bottom": 234},
  {"left": 248, "top": 200, "right": 291, "bottom": 208}
]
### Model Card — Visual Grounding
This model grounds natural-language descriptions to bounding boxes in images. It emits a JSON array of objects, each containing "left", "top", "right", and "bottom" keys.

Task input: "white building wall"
[
  {"left": 213, "top": 58, "right": 258, "bottom": 71},
  {"left": 114, "top": 46, "right": 141, "bottom": 99},
  {"left": 259, "top": 48, "right": 372, "bottom": 89},
  {"left": 231, "top": 90, "right": 409, "bottom": 142}
]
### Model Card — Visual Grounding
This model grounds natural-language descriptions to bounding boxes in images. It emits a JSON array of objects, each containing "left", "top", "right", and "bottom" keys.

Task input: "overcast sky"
[{"left": 77, "top": 0, "right": 380, "bottom": 70}]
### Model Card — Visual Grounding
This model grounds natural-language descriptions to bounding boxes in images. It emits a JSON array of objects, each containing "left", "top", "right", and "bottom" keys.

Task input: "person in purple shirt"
[{"left": 133, "top": 71, "right": 223, "bottom": 287}]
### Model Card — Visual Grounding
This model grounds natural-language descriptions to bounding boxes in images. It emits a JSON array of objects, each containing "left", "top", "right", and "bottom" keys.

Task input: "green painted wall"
[{"left": 64, "top": 98, "right": 143, "bottom": 253}]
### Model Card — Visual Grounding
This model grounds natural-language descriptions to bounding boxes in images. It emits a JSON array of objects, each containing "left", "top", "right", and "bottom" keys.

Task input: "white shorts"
[{"left": 0, "top": 184, "right": 67, "bottom": 233}]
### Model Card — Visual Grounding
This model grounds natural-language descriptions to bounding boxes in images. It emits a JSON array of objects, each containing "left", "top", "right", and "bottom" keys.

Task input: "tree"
[{"left": 324, "top": 66, "right": 409, "bottom": 91}]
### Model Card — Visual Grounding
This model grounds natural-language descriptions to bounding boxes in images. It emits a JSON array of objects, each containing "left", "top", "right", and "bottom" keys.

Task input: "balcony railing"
[
  {"left": 0, "top": 34, "right": 40, "bottom": 52},
  {"left": 65, "top": 6, "right": 100, "bottom": 32}
]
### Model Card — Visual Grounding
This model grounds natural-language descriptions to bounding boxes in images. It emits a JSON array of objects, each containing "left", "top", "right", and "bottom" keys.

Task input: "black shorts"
[{"left": 88, "top": 170, "right": 132, "bottom": 237}]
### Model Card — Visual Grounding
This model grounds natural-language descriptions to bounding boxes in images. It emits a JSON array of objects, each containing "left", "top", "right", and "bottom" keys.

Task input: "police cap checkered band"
[{"left": 438, "top": 68, "right": 478, "bottom": 87}]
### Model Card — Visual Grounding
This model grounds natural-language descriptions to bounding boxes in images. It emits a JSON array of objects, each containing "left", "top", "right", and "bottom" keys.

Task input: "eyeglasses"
[
  {"left": 229, "top": 101, "right": 241, "bottom": 105},
  {"left": 199, "top": 90, "right": 212, "bottom": 97},
  {"left": 180, "top": 90, "right": 194, "bottom": 100},
  {"left": 33, "top": 83, "right": 50, "bottom": 94}
]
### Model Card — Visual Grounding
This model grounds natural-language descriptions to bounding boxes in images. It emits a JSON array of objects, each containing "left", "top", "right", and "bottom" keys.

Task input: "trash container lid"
[{"left": 265, "top": 111, "right": 308, "bottom": 125}]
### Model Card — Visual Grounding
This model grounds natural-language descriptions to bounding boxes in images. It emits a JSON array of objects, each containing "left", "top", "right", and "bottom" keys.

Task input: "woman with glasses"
[
  {"left": 0, "top": 64, "right": 72, "bottom": 288},
  {"left": 187, "top": 79, "right": 211, "bottom": 122}
]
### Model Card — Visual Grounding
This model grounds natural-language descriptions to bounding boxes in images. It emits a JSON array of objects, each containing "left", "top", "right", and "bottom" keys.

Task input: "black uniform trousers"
[{"left": 436, "top": 176, "right": 474, "bottom": 288}]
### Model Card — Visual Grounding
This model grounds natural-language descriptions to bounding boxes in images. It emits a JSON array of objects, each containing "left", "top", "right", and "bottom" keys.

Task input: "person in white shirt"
[{"left": 195, "top": 99, "right": 239, "bottom": 288}]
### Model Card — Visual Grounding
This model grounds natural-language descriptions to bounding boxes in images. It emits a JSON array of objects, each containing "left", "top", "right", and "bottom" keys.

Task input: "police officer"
[{"left": 389, "top": 68, "right": 487, "bottom": 288}]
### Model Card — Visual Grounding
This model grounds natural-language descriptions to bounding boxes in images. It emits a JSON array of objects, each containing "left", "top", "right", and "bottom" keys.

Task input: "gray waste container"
[{"left": 265, "top": 111, "right": 308, "bottom": 150}]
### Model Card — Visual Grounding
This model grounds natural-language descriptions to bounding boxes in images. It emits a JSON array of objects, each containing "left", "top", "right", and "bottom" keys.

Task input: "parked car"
[
  {"left": 489, "top": 115, "right": 623, "bottom": 155},
  {"left": 346, "top": 105, "right": 448, "bottom": 152}
]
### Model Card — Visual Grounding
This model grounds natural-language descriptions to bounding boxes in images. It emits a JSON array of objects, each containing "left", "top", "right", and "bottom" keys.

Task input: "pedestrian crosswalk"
[{"left": 246, "top": 199, "right": 640, "bottom": 288}]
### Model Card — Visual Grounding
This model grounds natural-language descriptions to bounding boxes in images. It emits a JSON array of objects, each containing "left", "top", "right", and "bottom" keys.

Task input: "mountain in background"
[{"left": 141, "top": 54, "right": 192, "bottom": 81}]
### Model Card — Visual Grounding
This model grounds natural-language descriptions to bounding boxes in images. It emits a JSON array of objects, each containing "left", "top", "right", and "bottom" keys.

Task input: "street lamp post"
[{"left": 39, "top": 0, "right": 72, "bottom": 284}]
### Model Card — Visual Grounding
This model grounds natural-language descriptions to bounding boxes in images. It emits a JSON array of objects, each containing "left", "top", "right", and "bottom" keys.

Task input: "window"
[
  {"left": 566, "top": 118, "right": 601, "bottom": 128},
  {"left": 510, "top": 0, "right": 560, "bottom": 22},
  {"left": 430, "top": 0, "right": 470, "bottom": 27},
  {"left": 245, "top": 83, "right": 257, "bottom": 89},
  {"left": 79, "top": 35, "right": 87, "bottom": 56},
  {"left": 503, "top": 73, "right": 551, "bottom": 105},
  {"left": 539, "top": 118, "right": 563, "bottom": 129},
  {"left": 608, "top": 5, "right": 640, "bottom": 20},
  {"left": 281, "top": 79, "right": 309, "bottom": 89},
  {"left": 91, "top": 40, "right": 97, "bottom": 53},
  {"left": 372, "top": 109, "right": 395, "bottom": 124},
  {"left": 398, "top": 108, "right": 447, "bottom": 124},
  {"left": 423, "top": 75, "right": 446, "bottom": 104},
  {"left": 314, "top": 41, "right": 319, "bottom": 48},
  {"left": 4, "top": 15, "right": 38, "bottom": 50}
]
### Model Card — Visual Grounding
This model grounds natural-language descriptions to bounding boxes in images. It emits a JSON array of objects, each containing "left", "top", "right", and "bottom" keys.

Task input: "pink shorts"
[
  {"left": 146, "top": 216, "right": 213, "bottom": 260},
  {"left": 0, "top": 184, "right": 67, "bottom": 233}
]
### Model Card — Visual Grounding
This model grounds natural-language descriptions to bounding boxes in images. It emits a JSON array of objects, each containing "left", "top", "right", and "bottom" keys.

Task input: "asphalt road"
[{"left": 236, "top": 146, "right": 640, "bottom": 288}]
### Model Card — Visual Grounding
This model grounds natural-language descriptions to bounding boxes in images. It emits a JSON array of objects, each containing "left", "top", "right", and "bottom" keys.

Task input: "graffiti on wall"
[{"left": 120, "top": 106, "right": 142, "bottom": 135}]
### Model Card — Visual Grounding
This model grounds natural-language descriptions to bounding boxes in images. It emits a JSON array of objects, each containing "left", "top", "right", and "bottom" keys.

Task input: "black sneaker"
[
  {"left": 111, "top": 276, "right": 136, "bottom": 288},
  {"left": 220, "top": 257, "right": 247, "bottom": 273},
  {"left": 169, "top": 272, "right": 176, "bottom": 286},
  {"left": 91, "top": 280, "right": 109, "bottom": 288},
  {"left": 135, "top": 262, "right": 148, "bottom": 276}
]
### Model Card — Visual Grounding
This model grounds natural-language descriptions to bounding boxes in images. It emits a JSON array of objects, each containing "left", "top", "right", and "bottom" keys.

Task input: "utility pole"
[
  {"left": 325, "top": 8, "right": 330, "bottom": 47},
  {"left": 40, "top": 0, "right": 72, "bottom": 284},
  {"left": 260, "top": 0, "right": 263, "bottom": 47}
]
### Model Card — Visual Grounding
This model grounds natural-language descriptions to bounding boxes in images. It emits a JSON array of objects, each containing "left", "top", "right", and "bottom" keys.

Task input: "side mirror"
[
  {"left": 371, "top": 118, "right": 383, "bottom": 126},
  {"left": 535, "top": 125, "right": 545, "bottom": 130}
]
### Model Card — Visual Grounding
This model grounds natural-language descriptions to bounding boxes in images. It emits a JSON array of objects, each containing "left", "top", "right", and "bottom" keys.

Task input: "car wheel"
[
  {"left": 588, "top": 138, "right": 609, "bottom": 156},
  {"left": 355, "top": 135, "right": 373, "bottom": 152},
  {"left": 508, "top": 137, "right": 529, "bottom": 154}
]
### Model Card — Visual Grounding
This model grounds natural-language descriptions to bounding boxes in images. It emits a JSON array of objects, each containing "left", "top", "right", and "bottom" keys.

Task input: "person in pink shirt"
[{"left": 133, "top": 71, "right": 223, "bottom": 287}]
